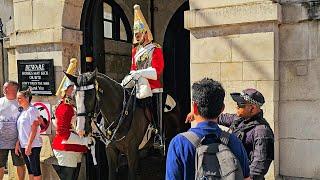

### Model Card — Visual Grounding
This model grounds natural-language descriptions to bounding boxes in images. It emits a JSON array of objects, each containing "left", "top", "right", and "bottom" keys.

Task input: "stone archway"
[
  {"left": 80, "top": 0, "right": 132, "bottom": 79},
  {"left": 163, "top": 2, "right": 190, "bottom": 124},
  {"left": 153, "top": 0, "right": 186, "bottom": 44}
]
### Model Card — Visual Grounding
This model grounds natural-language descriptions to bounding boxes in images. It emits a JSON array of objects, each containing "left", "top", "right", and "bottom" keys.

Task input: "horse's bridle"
[
  {"left": 76, "top": 83, "right": 100, "bottom": 118},
  {"left": 74, "top": 75, "right": 137, "bottom": 146},
  {"left": 74, "top": 80, "right": 112, "bottom": 145}
]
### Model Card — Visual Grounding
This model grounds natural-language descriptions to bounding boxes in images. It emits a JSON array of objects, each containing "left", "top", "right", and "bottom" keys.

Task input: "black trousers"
[
  {"left": 52, "top": 163, "right": 81, "bottom": 180},
  {"left": 252, "top": 175, "right": 265, "bottom": 180}
]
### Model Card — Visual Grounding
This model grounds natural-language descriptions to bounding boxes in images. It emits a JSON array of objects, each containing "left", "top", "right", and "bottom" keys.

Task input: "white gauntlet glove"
[
  {"left": 130, "top": 70, "right": 142, "bottom": 80},
  {"left": 132, "top": 67, "right": 157, "bottom": 80}
]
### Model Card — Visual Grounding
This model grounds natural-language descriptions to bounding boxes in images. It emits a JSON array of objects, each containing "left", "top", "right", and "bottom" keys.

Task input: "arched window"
[{"left": 103, "top": 1, "right": 132, "bottom": 42}]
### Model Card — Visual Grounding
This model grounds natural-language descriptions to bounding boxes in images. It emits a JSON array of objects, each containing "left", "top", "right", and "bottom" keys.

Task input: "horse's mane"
[
  {"left": 95, "top": 72, "right": 124, "bottom": 107},
  {"left": 96, "top": 73, "right": 125, "bottom": 92},
  {"left": 77, "top": 71, "right": 96, "bottom": 86}
]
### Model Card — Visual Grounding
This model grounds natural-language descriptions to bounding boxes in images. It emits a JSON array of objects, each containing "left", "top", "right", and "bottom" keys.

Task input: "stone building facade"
[
  {"left": 1, "top": 0, "right": 320, "bottom": 179},
  {"left": 0, "top": 0, "right": 14, "bottom": 92}
]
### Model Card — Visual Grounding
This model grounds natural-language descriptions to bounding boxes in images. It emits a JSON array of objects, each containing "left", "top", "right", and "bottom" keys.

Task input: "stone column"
[
  {"left": 185, "top": 1, "right": 281, "bottom": 179},
  {"left": 0, "top": 40, "right": 4, "bottom": 92},
  {"left": 279, "top": 1, "right": 320, "bottom": 179},
  {"left": 5, "top": 0, "right": 85, "bottom": 179}
]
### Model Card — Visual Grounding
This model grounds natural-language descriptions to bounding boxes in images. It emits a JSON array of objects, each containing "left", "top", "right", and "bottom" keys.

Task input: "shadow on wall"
[{"left": 189, "top": 2, "right": 274, "bottom": 81}]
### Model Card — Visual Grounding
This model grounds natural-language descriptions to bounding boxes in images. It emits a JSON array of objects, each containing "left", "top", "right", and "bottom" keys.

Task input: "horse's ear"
[
  {"left": 93, "top": 68, "right": 98, "bottom": 77},
  {"left": 88, "top": 68, "right": 98, "bottom": 82},
  {"left": 64, "top": 71, "right": 78, "bottom": 86}
]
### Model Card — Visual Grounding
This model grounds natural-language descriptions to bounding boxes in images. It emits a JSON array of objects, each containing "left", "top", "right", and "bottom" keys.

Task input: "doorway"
[{"left": 163, "top": 2, "right": 190, "bottom": 124}]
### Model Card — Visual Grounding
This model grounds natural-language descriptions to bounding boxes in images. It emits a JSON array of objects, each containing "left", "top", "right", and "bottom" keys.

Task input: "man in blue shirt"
[{"left": 166, "top": 78, "right": 250, "bottom": 180}]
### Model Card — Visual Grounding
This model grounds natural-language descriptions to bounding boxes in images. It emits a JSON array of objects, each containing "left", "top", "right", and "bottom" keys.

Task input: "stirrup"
[
  {"left": 153, "top": 134, "right": 165, "bottom": 156},
  {"left": 87, "top": 137, "right": 96, "bottom": 148},
  {"left": 88, "top": 138, "right": 98, "bottom": 165}
]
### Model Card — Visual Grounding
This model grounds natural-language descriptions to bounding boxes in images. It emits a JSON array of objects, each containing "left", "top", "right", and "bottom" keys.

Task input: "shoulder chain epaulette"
[
  {"left": 153, "top": 42, "right": 161, "bottom": 48},
  {"left": 52, "top": 99, "right": 63, "bottom": 119},
  {"left": 64, "top": 96, "right": 72, "bottom": 104}
]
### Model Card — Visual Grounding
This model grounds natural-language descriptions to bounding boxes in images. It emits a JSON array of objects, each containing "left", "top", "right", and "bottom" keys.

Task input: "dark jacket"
[{"left": 218, "top": 111, "right": 274, "bottom": 178}]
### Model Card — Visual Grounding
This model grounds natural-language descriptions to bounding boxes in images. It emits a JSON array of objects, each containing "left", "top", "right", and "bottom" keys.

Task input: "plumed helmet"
[{"left": 133, "top": 4, "right": 153, "bottom": 44}]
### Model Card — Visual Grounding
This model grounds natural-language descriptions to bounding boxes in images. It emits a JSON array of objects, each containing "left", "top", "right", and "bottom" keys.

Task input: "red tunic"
[
  {"left": 52, "top": 100, "right": 88, "bottom": 152},
  {"left": 131, "top": 45, "right": 164, "bottom": 91}
]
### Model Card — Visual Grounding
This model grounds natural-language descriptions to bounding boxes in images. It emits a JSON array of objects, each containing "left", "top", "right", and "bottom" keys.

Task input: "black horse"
[{"left": 65, "top": 70, "right": 184, "bottom": 180}]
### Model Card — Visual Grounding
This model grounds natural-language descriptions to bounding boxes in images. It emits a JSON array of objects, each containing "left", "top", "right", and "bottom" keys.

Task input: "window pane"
[
  {"left": 119, "top": 19, "right": 127, "bottom": 41},
  {"left": 103, "top": 3, "right": 112, "bottom": 20},
  {"left": 104, "top": 21, "right": 112, "bottom": 38}
]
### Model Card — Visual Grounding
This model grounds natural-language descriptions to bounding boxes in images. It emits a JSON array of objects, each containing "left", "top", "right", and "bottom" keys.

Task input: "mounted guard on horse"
[{"left": 121, "top": 4, "right": 170, "bottom": 152}]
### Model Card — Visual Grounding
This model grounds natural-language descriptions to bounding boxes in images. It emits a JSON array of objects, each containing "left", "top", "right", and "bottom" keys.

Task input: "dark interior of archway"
[
  {"left": 80, "top": 1, "right": 108, "bottom": 180},
  {"left": 80, "top": 0, "right": 105, "bottom": 74},
  {"left": 163, "top": 1, "right": 190, "bottom": 131}
]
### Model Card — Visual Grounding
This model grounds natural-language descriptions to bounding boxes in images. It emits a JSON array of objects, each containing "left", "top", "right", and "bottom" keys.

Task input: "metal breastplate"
[{"left": 135, "top": 46, "right": 155, "bottom": 70}]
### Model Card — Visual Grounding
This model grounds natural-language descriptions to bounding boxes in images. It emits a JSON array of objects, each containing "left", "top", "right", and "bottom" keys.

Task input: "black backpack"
[{"left": 181, "top": 131, "right": 244, "bottom": 180}]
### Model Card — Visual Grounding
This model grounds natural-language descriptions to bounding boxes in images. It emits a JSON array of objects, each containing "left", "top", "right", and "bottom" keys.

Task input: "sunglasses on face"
[{"left": 237, "top": 103, "right": 251, "bottom": 108}]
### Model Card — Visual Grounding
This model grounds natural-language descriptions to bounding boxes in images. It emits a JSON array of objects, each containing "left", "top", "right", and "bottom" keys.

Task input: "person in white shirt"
[
  {"left": 0, "top": 81, "right": 25, "bottom": 180},
  {"left": 16, "top": 89, "right": 42, "bottom": 180}
]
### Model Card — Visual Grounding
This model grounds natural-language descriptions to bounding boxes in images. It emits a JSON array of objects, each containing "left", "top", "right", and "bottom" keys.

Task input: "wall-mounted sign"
[
  {"left": 17, "top": 59, "right": 55, "bottom": 95},
  {"left": 33, "top": 102, "right": 52, "bottom": 135}
]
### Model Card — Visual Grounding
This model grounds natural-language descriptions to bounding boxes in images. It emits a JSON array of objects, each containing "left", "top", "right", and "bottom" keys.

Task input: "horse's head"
[{"left": 65, "top": 70, "right": 98, "bottom": 136}]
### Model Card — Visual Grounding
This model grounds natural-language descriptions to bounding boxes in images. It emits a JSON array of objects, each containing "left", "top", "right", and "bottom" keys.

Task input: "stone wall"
[
  {"left": 104, "top": 39, "right": 131, "bottom": 81},
  {"left": 0, "top": 0, "right": 14, "bottom": 34},
  {"left": 0, "top": 0, "right": 14, "bottom": 94},
  {"left": 4, "top": 0, "right": 85, "bottom": 179},
  {"left": 185, "top": 1, "right": 280, "bottom": 179},
  {"left": 278, "top": 0, "right": 320, "bottom": 179}
]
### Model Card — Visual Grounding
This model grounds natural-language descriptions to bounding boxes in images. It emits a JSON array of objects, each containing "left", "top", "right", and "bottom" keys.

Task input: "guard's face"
[
  {"left": 134, "top": 31, "right": 145, "bottom": 44},
  {"left": 65, "top": 85, "right": 75, "bottom": 97}
]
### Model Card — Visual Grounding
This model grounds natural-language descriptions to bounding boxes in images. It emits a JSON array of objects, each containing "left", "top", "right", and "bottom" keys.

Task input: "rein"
[
  {"left": 80, "top": 74, "right": 137, "bottom": 146},
  {"left": 107, "top": 83, "right": 137, "bottom": 144}
]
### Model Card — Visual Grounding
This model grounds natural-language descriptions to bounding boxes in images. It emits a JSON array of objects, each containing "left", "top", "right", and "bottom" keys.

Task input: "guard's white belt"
[{"left": 77, "top": 84, "right": 95, "bottom": 91}]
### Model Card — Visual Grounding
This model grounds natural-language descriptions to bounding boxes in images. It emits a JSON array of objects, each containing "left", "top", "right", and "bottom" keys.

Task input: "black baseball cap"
[{"left": 230, "top": 88, "right": 265, "bottom": 106}]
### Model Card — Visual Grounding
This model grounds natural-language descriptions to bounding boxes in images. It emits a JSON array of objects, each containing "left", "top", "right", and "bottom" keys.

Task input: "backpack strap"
[
  {"left": 219, "top": 131, "right": 230, "bottom": 145},
  {"left": 181, "top": 131, "right": 231, "bottom": 147},
  {"left": 180, "top": 131, "right": 201, "bottom": 147}
]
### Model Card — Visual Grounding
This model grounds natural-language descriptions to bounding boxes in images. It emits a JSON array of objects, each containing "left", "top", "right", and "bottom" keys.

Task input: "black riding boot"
[
  {"left": 72, "top": 163, "right": 82, "bottom": 180},
  {"left": 53, "top": 164, "right": 76, "bottom": 180},
  {"left": 152, "top": 93, "right": 165, "bottom": 155}
]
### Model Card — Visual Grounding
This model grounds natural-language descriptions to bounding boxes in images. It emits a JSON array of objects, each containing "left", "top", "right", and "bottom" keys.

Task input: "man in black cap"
[{"left": 186, "top": 88, "right": 274, "bottom": 180}]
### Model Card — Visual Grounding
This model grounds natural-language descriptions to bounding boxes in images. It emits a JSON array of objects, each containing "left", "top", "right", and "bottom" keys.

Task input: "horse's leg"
[
  {"left": 127, "top": 147, "right": 139, "bottom": 180},
  {"left": 106, "top": 146, "right": 119, "bottom": 180}
]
